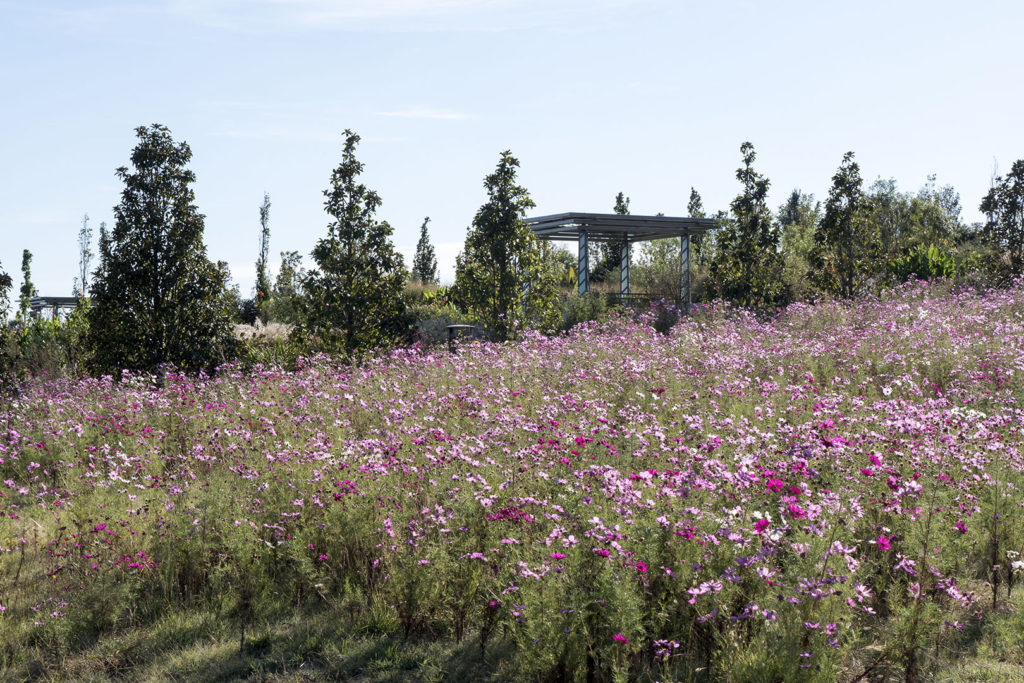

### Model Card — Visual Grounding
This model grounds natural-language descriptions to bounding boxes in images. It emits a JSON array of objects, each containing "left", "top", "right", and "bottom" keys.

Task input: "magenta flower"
[
  {"left": 876, "top": 535, "right": 891, "bottom": 550},
  {"left": 754, "top": 519, "right": 770, "bottom": 534},
  {"left": 612, "top": 633, "right": 630, "bottom": 644}
]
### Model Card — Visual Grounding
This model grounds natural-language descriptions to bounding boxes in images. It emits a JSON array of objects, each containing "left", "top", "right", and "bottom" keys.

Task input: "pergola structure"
[
  {"left": 30, "top": 296, "right": 79, "bottom": 321},
  {"left": 525, "top": 212, "right": 718, "bottom": 308}
]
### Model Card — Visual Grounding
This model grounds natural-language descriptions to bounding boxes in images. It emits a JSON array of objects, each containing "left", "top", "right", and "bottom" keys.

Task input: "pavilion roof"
[{"left": 525, "top": 212, "right": 718, "bottom": 243}]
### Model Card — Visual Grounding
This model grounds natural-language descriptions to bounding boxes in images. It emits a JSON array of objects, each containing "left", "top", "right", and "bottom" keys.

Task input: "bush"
[{"left": 559, "top": 292, "right": 609, "bottom": 331}]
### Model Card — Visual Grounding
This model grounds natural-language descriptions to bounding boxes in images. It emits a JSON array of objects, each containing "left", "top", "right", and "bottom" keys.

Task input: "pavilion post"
[
  {"left": 619, "top": 241, "right": 630, "bottom": 295},
  {"left": 578, "top": 231, "right": 589, "bottom": 295},
  {"left": 679, "top": 234, "right": 691, "bottom": 312}
]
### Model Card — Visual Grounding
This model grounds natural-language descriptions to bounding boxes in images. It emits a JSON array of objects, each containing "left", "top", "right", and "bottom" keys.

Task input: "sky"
[{"left": 1, "top": 0, "right": 1022, "bottom": 298}]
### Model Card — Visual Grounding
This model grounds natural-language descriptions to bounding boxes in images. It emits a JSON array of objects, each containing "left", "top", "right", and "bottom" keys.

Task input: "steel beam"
[
  {"left": 578, "top": 231, "right": 589, "bottom": 295},
  {"left": 619, "top": 241, "right": 630, "bottom": 294},
  {"left": 680, "top": 234, "right": 691, "bottom": 313}
]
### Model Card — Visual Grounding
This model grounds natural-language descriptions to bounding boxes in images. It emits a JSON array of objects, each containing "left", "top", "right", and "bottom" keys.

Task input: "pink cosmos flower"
[
  {"left": 612, "top": 633, "right": 630, "bottom": 644},
  {"left": 876, "top": 535, "right": 891, "bottom": 551}
]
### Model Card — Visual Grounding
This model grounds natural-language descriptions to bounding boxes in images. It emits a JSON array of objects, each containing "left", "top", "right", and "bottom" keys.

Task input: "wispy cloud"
[
  {"left": 378, "top": 105, "right": 476, "bottom": 121},
  {"left": 165, "top": 0, "right": 648, "bottom": 33}
]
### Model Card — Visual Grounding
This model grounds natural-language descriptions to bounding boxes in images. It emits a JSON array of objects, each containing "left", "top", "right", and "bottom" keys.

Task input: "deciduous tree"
[{"left": 980, "top": 159, "right": 1024, "bottom": 275}]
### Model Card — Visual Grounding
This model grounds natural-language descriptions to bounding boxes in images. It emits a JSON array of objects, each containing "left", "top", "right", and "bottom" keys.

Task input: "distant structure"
[
  {"left": 29, "top": 296, "right": 79, "bottom": 321},
  {"left": 525, "top": 212, "right": 718, "bottom": 310}
]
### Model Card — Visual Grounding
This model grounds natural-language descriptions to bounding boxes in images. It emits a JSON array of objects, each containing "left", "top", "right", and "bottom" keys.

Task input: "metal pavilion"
[{"left": 525, "top": 212, "right": 718, "bottom": 309}]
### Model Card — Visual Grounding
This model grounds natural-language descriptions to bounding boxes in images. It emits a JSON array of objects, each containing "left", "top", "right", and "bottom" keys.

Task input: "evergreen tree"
[
  {"left": 453, "top": 151, "right": 558, "bottom": 341},
  {"left": 411, "top": 217, "right": 439, "bottom": 285},
  {"left": 709, "top": 142, "right": 788, "bottom": 308},
  {"left": 18, "top": 250, "right": 35, "bottom": 322},
  {"left": 254, "top": 193, "right": 272, "bottom": 319},
  {"left": 78, "top": 213, "right": 93, "bottom": 298},
  {"left": 298, "top": 130, "right": 408, "bottom": 356},
  {"left": 87, "top": 124, "right": 234, "bottom": 374},
  {"left": 810, "top": 152, "right": 870, "bottom": 298},
  {"left": 980, "top": 159, "right": 1024, "bottom": 275}
]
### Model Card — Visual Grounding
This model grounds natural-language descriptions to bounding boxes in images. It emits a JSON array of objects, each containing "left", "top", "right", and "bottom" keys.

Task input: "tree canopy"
[
  {"left": 453, "top": 151, "right": 558, "bottom": 341},
  {"left": 411, "top": 217, "right": 439, "bottom": 285},
  {"left": 709, "top": 142, "right": 788, "bottom": 309},
  {"left": 87, "top": 124, "right": 234, "bottom": 374},
  {"left": 981, "top": 159, "right": 1024, "bottom": 276},
  {"left": 297, "top": 130, "right": 408, "bottom": 357}
]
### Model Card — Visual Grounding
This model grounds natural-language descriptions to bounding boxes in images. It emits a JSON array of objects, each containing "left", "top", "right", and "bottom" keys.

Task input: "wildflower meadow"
[{"left": 2, "top": 280, "right": 1024, "bottom": 681}]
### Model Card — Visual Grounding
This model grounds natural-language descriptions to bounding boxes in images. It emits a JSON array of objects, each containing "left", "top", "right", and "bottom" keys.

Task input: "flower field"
[{"left": 3, "top": 281, "right": 1024, "bottom": 681}]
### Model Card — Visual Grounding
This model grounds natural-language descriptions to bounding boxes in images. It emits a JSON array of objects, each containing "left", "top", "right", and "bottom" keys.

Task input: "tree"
[
  {"left": 980, "top": 160, "right": 1024, "bottom": 275},
  {"left": 0, "top": 258, "right": 11, "bottom": 319},
  {"left": 18, "top": 250, "right": 35, "bottom": 322},
  {"left": 810, "top": 152, "right": 871, "bottom": 298},
  {"left": 709, "top": 142, "right": 788, "bottom": 308},
  {"left": 77, "top": 214, "right": 94, "bottom": 298},
  {"left": 254, "top": 193, "right": 272, "bottom": 320},
  {"left": 265, "top": 251, "right": 305, "bottom": 324},
  {"left": 87, "top": 124, "right": 235, "bottom": 374},
  {"left": 411, "top": 217, "right": 439, "bottom": 285},
  {"left": 593, "top": 192, "right": 630, "bottom": 282},
  {"left": 777, "top": 190, "right": 820, "bottom": 300},
  {"left": 298, "top": 130, "right": 408, "bottom": 356},
  {"left": 687, "top": 187, "right": 713, "bottom": 266},
  {"left": 453, "top": 151, "right": 558, "bottom": 341}
]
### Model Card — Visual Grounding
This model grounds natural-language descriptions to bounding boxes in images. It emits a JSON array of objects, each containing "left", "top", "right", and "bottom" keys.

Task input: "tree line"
[{"left": 1, "top": 124, "right": 1022, "bottom": 379}]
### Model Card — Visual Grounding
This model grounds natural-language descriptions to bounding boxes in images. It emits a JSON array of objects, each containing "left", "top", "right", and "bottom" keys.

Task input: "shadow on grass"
[{"left": 50, "top": 605, "right": 521, "bottom": 682}]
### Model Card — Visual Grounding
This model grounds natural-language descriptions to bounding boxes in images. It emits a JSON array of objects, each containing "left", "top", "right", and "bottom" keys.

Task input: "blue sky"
[{"left": 1, "top": 0, "right": 1022, "bottom": 298}]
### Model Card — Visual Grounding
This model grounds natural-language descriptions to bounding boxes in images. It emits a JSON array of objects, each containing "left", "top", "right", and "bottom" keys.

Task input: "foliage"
[
  {"left": 411, "top": 217, "right": 439, "bottom": 285},
  {"left": 687, "top": 186, "right": 714, "bottom": 267},
  {"left": 778, "top": 190, "right": 821, "bottom": 301},
  {"left": 546, "top": 245, "right": 577, "bottom": 290},
  {"left": 708, "top": 142, "right": 789, "bottom": 309},
  {"left": 0, "top": 257, "right": 11, "bottom": 319},
  {"left": 407, "top": 286, "right": 477, "bottom": 347},
  {"left": 264, "top": 250, "right": 305, "bottom": 325},
  {"left": 887, "top": 243, "right": 956, "bottom": 282},
  {"left": 592, "top": 192, "right": 630, "bottom": 283},
  {"left": 86, "top": 124, "right": 236, "bottom": 375},
  {"left": 980, "top": 159, "right": 1024, "bottom": 275},
  {"left": 633, "top": 238, "right": 680, "bottom": 301},
  {"left": 18, "top": 249, "right": 35, "bottom": 322},
  {"left": 809, "top": 151, "right": 872, "bottom": 298},
  {"left": 559, "top": 291, "right": 609, "bottom": 330},
  {"left": 296, "top": 130, "right": 409, "bottom": 357},
  {"left": 76, "top": 214, "right": 94, "bottom": 298},
  {"left": 254, "top": 192, "right": 272, "bottom": 320},
  {"left": 863, "top": 176, "right": 964, "bottom": 268},
  {"left": 452, "top": 151, "right": 558, "bottom": 340}
]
